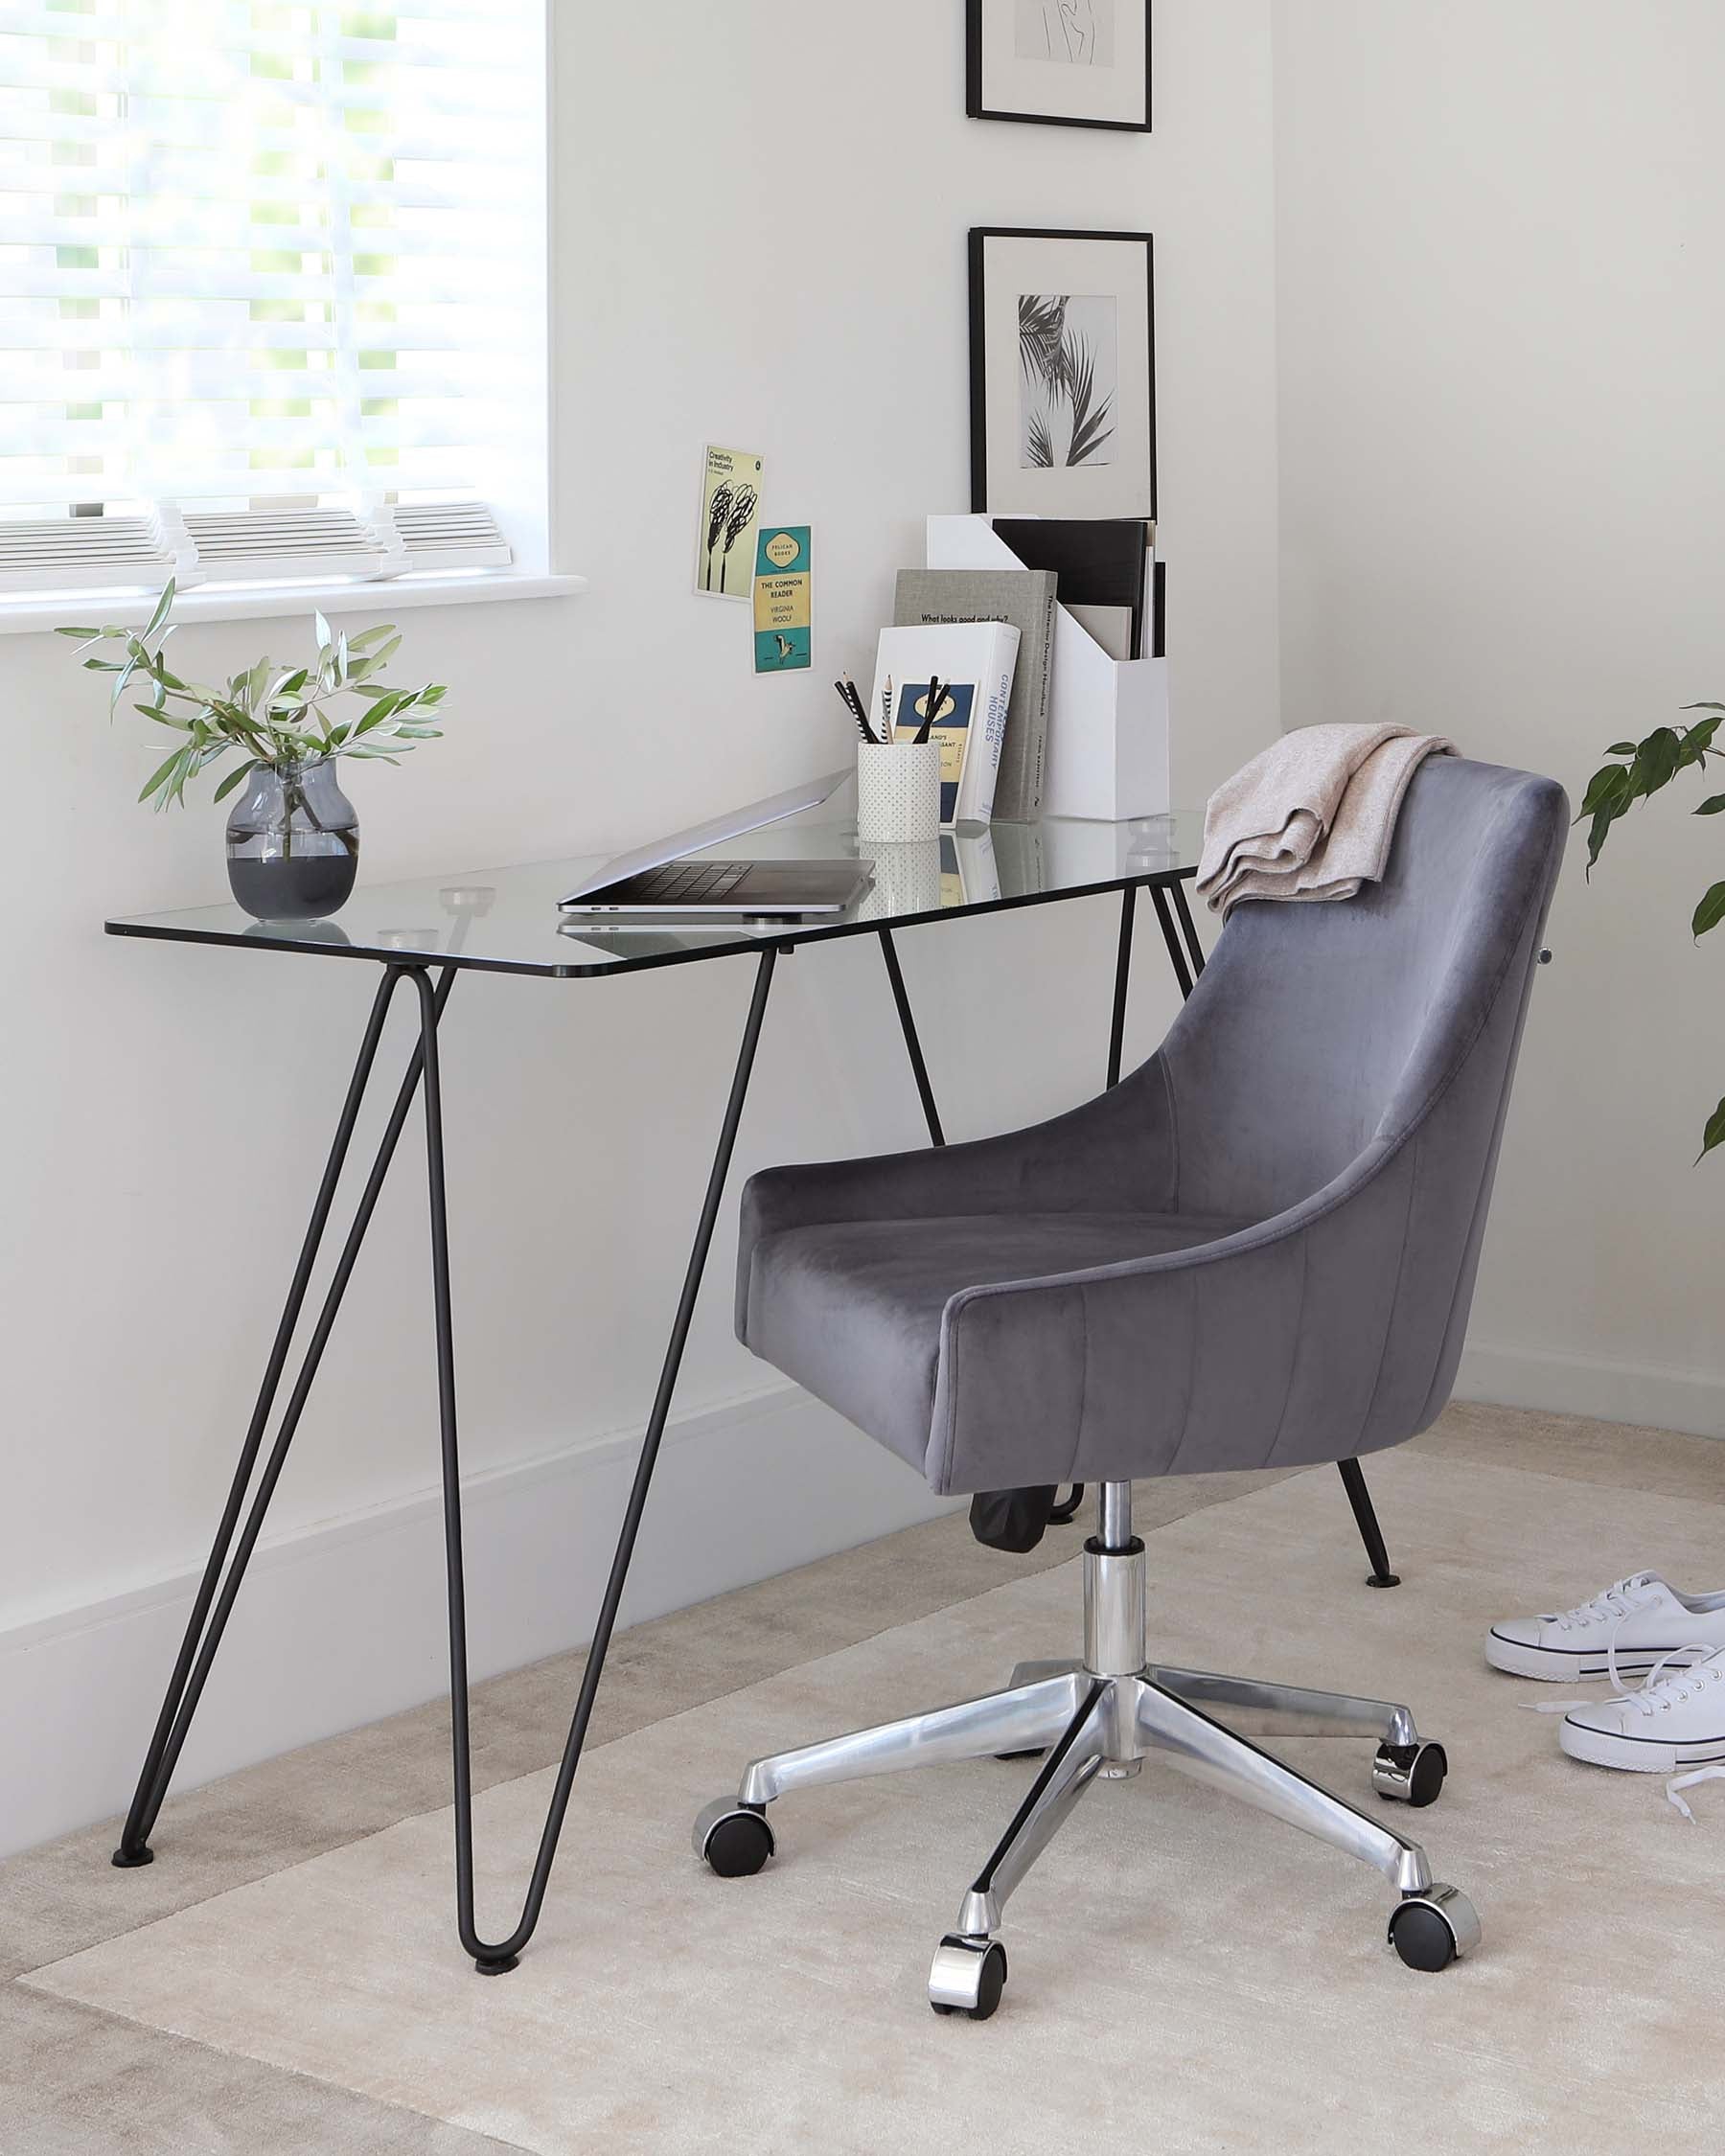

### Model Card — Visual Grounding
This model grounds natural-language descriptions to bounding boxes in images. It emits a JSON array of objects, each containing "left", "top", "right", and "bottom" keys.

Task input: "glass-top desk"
[
  {"left": 107, "top": 807, "right": 1206, "bottom": 978},
  {"left": 101, "top": 805, "right": 1215, "bottom": 1976}
]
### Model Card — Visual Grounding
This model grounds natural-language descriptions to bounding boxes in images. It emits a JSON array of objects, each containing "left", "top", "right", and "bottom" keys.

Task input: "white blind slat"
[{"left": 0, "top": 0, "right": 540, "bottom": 554}]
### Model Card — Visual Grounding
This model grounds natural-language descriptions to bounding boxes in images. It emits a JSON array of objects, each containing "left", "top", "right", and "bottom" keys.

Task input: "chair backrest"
[{"left": 1155, "top": 755, "right": 1568, "bottom": 1225}]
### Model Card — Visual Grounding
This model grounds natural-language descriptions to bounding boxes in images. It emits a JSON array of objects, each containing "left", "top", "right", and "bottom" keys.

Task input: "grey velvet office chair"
[{"left": 693, "top": 756, "right": 1567, "bottom": 2018}]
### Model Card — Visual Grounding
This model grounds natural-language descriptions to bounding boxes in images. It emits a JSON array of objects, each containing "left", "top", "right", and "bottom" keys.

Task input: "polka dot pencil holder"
[{"left": 857, "top": 742, "right": 940, "bottom": 843}]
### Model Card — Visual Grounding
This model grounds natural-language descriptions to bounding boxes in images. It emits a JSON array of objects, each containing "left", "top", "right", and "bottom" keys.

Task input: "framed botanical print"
[
  {"left": 969, "top": 227, "right": 1157, "bottom": 518},
  {"left": 967, "top": 0, "right": 1152, "bottom": 132}
]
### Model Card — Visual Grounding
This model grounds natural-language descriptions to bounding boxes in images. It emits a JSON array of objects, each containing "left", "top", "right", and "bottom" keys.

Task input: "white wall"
[
  {"left": 0, "top": 2, "right": 1282, "bottom": 1850},
  {"left": 1273, "top": 0, "right": 1725, "bottom": 1434}
]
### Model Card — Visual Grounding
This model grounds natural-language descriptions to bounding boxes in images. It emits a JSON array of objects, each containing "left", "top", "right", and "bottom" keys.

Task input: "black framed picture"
[
  {"left": 967, "top": 0, "right": 1152, "bottom": 132},
  {"left": 969, "top": 227, "right": 1157, "bottom": 518}
]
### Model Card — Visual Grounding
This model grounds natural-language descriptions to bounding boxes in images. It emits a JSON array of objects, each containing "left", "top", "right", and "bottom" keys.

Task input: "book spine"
[
  {"left": 959, "top": 627, "right": 1014, "bottom": 825},
  {"left": 992, "top": 584, "right": 1054, "bottom": 822}
]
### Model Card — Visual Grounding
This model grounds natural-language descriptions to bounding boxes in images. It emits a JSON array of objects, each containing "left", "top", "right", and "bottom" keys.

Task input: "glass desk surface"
[{"left": 106, "top": 804, "right": 1204, "bottom": 978}]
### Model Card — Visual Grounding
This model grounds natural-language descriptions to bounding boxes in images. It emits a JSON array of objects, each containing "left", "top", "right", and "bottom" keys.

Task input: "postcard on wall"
[
  {"left": 752, "top": 525, "right": 812, "bottom": 673},
  {"left": 696, "top": 445, "right": 765, "bottom": 600}
]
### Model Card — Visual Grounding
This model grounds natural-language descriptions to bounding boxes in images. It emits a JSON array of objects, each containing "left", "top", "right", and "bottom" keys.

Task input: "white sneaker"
[
  {"left": 1558, "top": 1644, "right": 1725, "bottom": 1779},
  {"left": 1485, "top": 1571, "right": 1725, "bottom": 1683}
]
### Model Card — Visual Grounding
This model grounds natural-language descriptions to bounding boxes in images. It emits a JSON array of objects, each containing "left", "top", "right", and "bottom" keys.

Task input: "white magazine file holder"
[{"left": 926, "top": 515, "right": 1169, "bottom": 822}]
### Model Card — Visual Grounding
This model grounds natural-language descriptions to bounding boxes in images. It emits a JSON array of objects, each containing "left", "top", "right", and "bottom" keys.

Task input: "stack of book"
[
  {"left": 914, "top": 513, "right": 1173, "bottom": 823},
  {"left": 881, "top": 518, "right": 1162, "bottom": 824}
]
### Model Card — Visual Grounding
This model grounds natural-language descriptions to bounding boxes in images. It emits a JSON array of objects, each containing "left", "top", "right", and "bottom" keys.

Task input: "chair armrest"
[{"left": 927, "top": 1135, "right": 1419, "bottom": 1494}]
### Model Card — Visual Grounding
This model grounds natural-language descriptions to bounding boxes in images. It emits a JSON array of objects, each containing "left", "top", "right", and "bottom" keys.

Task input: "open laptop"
[{"left": 558, "top": 769, "right": 873, "bottom": 918}]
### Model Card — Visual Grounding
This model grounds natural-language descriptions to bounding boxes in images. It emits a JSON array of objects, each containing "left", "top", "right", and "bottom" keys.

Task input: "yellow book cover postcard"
[{"left": 696, "top": 445, "right": 764, "bottom": 599}]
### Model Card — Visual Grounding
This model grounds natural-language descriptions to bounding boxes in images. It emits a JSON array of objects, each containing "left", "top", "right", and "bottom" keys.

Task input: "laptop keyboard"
[{"left": 632, "top": 860, "right": 751, "bottom": 903}]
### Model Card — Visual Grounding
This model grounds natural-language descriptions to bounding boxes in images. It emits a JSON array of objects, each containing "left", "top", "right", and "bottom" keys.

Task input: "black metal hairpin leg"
[
  {"left": 878, "top": 929, "right": 943, "bottom": 1148},
  {"left": 1154, "top": 879, "right": 1401, "bottom": 1591},
  {"left": 426, "top": 945, "right": 779, "bottom": 1971},
  {"left": 1337, "top": 1456, "right": 1401, "bottom": 1589},
  {"left": 1169, "top": 876, "right": 1208, "bottom": 985},
  {"left": 112, "top": 962, "right": 458, "bottom": 1869},
  {"left": 1148, "top": 883, "right": 1194, "bottom": 1000},
  {"left": 1106, "top": 883, "right": 1138, "bottom": 1090}
]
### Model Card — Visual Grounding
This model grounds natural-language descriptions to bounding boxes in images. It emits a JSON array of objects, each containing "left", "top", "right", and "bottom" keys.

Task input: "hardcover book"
[
  {"left": 868, "top": 621, "right": 1021, "bottom": 827},
  {"left": 893, "top": 568, "right": 1057, "bottom": 821}
]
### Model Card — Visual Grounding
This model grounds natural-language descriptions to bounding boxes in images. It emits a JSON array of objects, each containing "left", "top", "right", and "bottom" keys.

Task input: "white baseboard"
[
  {"left": 0, "top": 1386, "right": 956, "bottom": 1861},
  {"left": 1457, "top": 1340, "right": 1725, "bottom": 1443}
]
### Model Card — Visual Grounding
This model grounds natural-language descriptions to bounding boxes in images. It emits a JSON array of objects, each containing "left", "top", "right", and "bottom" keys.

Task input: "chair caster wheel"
[
  {"left": 929, "top": 1936, "right": 1008, "bottom": 2020},
  {"left": 1388, "top": 1885, "right": 1480, "bottom": 1971},
  {"left": 1372, "top": 1739, "right": 1446, "bottom": 1807},
  {"left": 692, "top": 1798, "right": 775, "bottom": 1878}
]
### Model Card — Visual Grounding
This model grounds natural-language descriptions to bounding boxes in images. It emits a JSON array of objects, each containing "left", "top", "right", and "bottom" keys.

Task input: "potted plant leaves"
[
  {"left": 59, "top": 582, "right": 448, "bottom": 921},
  {"left": 1579, "top": 700, "right": 1725, "bottom": 1155}
]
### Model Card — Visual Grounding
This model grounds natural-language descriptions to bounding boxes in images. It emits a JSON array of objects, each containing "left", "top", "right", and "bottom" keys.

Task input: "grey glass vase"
[{"left": 225, "top": 757, "right": 360, "bottom": 921}]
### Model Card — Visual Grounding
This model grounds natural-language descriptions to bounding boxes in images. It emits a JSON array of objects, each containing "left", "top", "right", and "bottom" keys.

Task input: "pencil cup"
[{"left": 857, "top": 742, "right": 940, "bottom": 843}]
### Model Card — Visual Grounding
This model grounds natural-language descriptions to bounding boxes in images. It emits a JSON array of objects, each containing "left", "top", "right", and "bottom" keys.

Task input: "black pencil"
[
  {"left": 913, "top": 677, "right": 941, "bottom": 746},
  {"left": 837, "top": 677, "right": 878, "bottom": 745}
]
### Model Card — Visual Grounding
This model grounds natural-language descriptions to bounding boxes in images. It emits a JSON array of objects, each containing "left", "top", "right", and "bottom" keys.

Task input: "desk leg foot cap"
[
  {"left": 111, "top": 1845, "right": 155, "bottom": 1869},
  {"left": 473, "top": 1954, "right": 518, "bottom": 1976},
  {"left": 1367, "top": 1572, "right": 1402, "bottom": 1590}
]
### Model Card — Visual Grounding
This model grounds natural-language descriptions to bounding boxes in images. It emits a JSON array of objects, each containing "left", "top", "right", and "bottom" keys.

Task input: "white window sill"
[{"left": 0, "top": 569, "right": 586, "bottom": 637}]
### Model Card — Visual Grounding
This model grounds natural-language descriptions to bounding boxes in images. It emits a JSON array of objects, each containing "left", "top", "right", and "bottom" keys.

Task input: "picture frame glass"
[
  {"left": 976, "top": 0, "right": 1149, "bottom": 128},
  {"left": 974, "top": 231, "right": 1155, "bottom": 518}
]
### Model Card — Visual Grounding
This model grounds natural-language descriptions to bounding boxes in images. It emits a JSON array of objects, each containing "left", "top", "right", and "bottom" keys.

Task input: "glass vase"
[{"left": 225, "top": 757, "right": 360, "bottom": 921}]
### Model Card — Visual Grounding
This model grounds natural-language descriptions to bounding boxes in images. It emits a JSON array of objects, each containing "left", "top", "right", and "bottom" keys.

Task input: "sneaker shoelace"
[{"left": 1545, "top": 1576, "right": 1656, "bottom": 1633}]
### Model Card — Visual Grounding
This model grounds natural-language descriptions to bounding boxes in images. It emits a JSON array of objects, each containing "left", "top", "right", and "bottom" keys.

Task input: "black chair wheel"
[
  {"left": 1372, "top": 1738, "right": 1447, "bottom": 1807},
  {"left": 694, "top": 1802, "right": 775, "bottom": 1879},
  {"left": 1388, "top": 1886, "right": 1479, "bottom": 1971},
  {"left": 929, "top": 1938, "right": 1008, "bottom": 2019}
]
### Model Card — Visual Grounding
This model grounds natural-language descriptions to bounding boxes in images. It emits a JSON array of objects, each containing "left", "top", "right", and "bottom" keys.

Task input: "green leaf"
[
  {"left": 313, "top": 608, "right": 334, "bottom": 653},
  {"left": 1630, "top": 726, "right": 1683, "bottom": 797},
  {"left": 1701, "top": 1095, "right": 1725, "bottom": 1162},
  {"left": 1586, "top": 804, "right": 1618, "bottom": 871},
  {"left": 1681, "top": 701, "right": 1725, "bottom": 713},
  {"left": 143, "top": 579, "right": 175, "bottom": 641},
  {"left": 55, "top": 624, "right": 104, "bottom": 639},
  {"left": 1606, "top": 741, "right": 1637, "bottom": 755},
  {"left": 211, "top": 759, "right": 259, "bottom": 803},
  {"left": 346, "top": 622, "right": 399, "bottom": 652},
  {"left": 1692, "top": 882, "right": 1725, "bottom": 938},
  {"left": 1694, "top": 795, "right": 1725, "bottom": 815},
  {"left": 137, "top": 745, "right": 186, "bottom": 803}
]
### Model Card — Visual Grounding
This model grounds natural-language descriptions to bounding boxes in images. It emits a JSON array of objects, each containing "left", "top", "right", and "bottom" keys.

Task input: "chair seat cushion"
[{"left": 743, "top": 1210, "right": 1249, "bottom": 1474}]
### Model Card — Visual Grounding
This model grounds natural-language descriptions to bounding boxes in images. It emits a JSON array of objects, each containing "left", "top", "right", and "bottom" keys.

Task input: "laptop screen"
[{"left": 559, "top": 768, "right": 852, "bottom": 906}]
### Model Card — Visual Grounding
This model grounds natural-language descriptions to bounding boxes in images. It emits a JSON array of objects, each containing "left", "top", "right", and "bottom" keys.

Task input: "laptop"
[{"left": 558, "top": 769, "right": 873, "bottom": 918}]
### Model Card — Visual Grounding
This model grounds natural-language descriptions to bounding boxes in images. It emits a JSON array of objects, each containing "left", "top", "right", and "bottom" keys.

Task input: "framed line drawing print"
[
  {"left": 967, "top": 0, "right": 1152, "bottom": 132},
  {"left": 969, "top": 227, "right": 1157, "bottom": 518}
]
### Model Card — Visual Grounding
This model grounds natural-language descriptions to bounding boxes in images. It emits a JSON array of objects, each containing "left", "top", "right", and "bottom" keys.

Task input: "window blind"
[{"left": 0, "top": 0, "right": 542, "bottom": 590}]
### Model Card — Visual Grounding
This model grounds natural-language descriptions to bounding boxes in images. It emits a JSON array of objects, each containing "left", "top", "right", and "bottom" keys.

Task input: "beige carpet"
[{"left": 25, "top": 1448, "right": 1725, "bottom": 2153}]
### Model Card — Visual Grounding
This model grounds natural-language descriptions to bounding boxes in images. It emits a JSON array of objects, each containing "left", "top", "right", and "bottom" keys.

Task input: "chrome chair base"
[{"left": 694, "top": 1487, "right": 1480, "bottom": 2018}]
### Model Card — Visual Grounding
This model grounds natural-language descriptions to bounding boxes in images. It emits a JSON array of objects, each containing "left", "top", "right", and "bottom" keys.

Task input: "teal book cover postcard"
[{"left": 753, "top": 525, "right": 812, "bottom": 672}]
